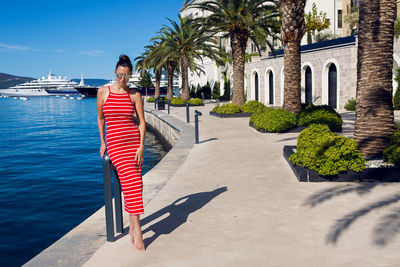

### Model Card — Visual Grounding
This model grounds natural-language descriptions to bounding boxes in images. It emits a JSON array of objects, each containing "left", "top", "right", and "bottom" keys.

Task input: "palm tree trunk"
[
  {"left": 180, "top": 55, "right": 190, "bottom": 102},
  {"left": 354, "top": 0, "right": 395, "bottom": 158},
  {"left": 155, "top": 69, "right": 161, "bottom": 98},
  {"left": 281, "top": 0, "right": 306, "bottom": 114},
  {"left": 167, "top": 62, "right": 175, "bottom": 100},
  {"left": 230, "top": 32, "right": 247, "bottom": 106},
  {"left": 282, "top": 40, "right": 302, "bottom": 114}
]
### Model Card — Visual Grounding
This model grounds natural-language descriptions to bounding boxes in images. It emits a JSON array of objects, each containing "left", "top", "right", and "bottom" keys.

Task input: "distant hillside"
[
  {"left": 71, "top": 79, "right": 111, "bottom": 87},
  {"left": 0, "top": 73, "right": 35, "bottom": 89}
]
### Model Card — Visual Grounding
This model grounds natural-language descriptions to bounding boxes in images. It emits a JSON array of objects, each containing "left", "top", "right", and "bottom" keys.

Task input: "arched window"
[
  {"left": 268, "top": 71, "right": 274, "bottom": 104},
  {"left": 305, "top": 66, "right": 312, "bottom": 104},
  {"left": 254, "top": 72, "right": 259, "bottom": 101},
  {"left": 328, "top": 64, "right": 337, "bottom": 108}
]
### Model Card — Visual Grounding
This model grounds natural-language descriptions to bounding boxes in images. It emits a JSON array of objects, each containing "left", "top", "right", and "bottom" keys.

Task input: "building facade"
[{"left": 182, "top": 0, "right": 400, "bottom": 109}]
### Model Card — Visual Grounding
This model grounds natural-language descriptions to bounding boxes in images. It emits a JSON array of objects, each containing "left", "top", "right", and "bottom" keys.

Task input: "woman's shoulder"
[
  {"left": 98, "top": 86, "right": 108, "bottom": 93},
  {"left": 129, "top": 88, "right": 142, "bottom": 98},
  {"left": 97, "top": 86, "right": 109, "bottom": 99}
]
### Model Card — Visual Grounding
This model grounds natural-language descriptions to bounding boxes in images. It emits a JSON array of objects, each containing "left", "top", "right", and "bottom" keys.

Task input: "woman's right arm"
[{"left": 97, "top": 87, "right": 107, "bottom": 158}]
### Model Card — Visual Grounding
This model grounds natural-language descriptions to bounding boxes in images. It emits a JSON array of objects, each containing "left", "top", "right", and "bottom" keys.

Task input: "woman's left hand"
[{"left": 135, "top": 146, "right": 144, "bottom": 167}]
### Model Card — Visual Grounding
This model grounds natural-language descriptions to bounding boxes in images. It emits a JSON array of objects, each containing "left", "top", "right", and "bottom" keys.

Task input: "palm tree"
[
  {"left": 134, "top": 42, "right": 163, "bottom": 98},
  {"left": 185, "top": 0, "right": 280, "bottom": 106},
  {"left": 156, "top": 15, "right": 224, "bottom": 102},
  {"left": 354, "top": 0, "right": 396, "bottom": 158},
  {"left": 147, "top": 36, "right": 180, "bottom": 100},
  {"left": 280, "top": 0, "right": 306, "bottom": 114}
]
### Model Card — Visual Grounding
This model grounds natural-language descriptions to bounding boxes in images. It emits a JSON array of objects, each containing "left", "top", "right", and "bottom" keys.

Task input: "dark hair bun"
[{"left": 115, "top": 54, "right": 133, "bottom": 72}]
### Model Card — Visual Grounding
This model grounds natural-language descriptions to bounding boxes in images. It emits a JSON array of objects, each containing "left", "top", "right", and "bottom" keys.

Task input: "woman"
[{"left": 97, "top": 55, "right": 146, "bottom": 251}]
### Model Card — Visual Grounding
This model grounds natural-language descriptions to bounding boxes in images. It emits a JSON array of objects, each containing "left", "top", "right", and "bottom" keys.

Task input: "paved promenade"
[{"left": 84, "top": 103, "right": 400, "bottom": 267}]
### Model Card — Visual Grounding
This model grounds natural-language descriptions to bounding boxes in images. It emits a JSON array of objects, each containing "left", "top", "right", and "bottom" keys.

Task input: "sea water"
[{"left": 0, "top": 96, "right": 167, "bottom": 267}]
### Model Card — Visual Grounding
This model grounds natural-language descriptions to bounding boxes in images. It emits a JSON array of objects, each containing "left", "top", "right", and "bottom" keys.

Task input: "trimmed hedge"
[
  {"left": 240, "top": 100, "right": 267, "bottom": 113},
  {"left": 188, "top": 98, "right": 203, "bottom": 106},
  {"left": 146, "top": 96, "right": 168, "bottom": 103},
  {"left": 170, "top": 97, "right": 186, "bottom": 106},
  {"left": 297, "top": 104, "right": 343, "bottom": 132},
  {"left": 250, "top": 108, "right": 296, "bottom": 133},
  {"left": 289, "top": 124, "right": 366, "bottom": 176},
  {"left": 212, "top": 103, "right": 241, "bottom": 114},
  {"left": 344, "top": 98, "right": 356, "bottom": 111},
  {"left": 384, "top": 123, "right": 400, "bottom": 166}
]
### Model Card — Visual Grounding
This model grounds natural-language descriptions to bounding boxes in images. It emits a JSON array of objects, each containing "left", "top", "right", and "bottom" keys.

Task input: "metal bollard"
[
  {"left": 195, "top": 110, "right": 202, "bottom": 144},
  {"left": 168, "top": 100, "right": 170, "bottom": 114},
  {"left": 155, "top": 97, "right": 158, "bottom": 110},
  {"left": 102, "top": 152, "right": 123, "bottom": 241},
  {"left": 113, "top": 169, "right": 123, "bottom": 233},
  {"left": 102, "top": 153, "right": 114, "bottom": 242},
  {"left": 186, "top": 102, "right": 190, "bottom": 123}
]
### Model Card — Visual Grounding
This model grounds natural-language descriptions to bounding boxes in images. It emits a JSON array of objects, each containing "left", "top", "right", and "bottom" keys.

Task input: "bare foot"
[
  {"left": 133, "top": 229, "right": 145, "bottom": 251},
  {"left": 129, "top": 228, "right": 135, "bottom": 246}
]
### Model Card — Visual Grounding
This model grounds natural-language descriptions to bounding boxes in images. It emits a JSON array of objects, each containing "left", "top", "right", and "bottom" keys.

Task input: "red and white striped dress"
[{"left": 103, "top": 86, "right": 144, "bottom": 215}]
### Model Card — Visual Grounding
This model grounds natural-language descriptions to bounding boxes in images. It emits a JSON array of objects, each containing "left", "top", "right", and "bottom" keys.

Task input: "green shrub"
[
  {"left": 201, "top": 82, "right": 212, "bottom": 99},
  {"left": 344, "top": 98, "right": 356, "bottom": 111},
  {"left": 384, "top": 123, "right": 400, "bottom": 166},
  {"left": 250, "top": 108, "right": 296, "bottom": 133},
  {"left": 394, "top": 88, "right": 400, "bottom": 110},
  {"left": 394, "top": 67, "right": 400, "bottom": 110},
  {"left": 170, "top": 97, "right": 186, "bottom": 106},
  {"left": 148, "top": 96, "right": 167, "bottom": 102},
  {"left": 297, "top": 104, "right": 343, "bottom": 132},
  {"left": 195, "top": 84, "right": 202, "bottom": 99},
  {"left": 220, "top": 79, "right": 231, "bottom": 101},
  {"left": 240, "top": 100, "right": 267, "bottom": 113},
  {"left": 212, "top": 81, "right": 220, "bottom": 100},
  {"left": 212, "top": 103, "right": 241, "bottom": 114},
  {"left": 289, "top": 124, "right": 366, "bottom": 176},
  {"left": 190, "top": 85, "right": 196, "bottom": 98},
  {"left": 188, "top": 98, "right": 203, "bottom": 106}
]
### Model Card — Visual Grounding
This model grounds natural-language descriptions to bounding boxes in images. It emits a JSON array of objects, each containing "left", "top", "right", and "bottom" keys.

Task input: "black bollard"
[
  {"left": 186, "top": 102, "right": 190, "bottom": 123},
  {"left": 195, "top": 110, "right": 202, "bottom": 144},
  {"left": 168, "top": 100, "right": 170, "bottom": 114},
  {"left": 113, "top": 169, "right": 123, "bottom": 233},
  {"left": 102, "top": 153, "right": 124, "bottom": 241},
  {"left": 102, "top": 153, "right": 115, "bottom": 242},
  {"left": 154, "top": 97, "right": 158, "bottom": 110}
]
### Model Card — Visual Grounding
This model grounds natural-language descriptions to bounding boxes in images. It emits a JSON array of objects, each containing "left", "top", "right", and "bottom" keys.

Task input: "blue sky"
[{"left": 0, "top": 0, "right": 186, "bottom": 79}]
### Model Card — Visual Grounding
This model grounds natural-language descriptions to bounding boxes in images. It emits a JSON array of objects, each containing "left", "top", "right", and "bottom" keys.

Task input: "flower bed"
[
  {"left": 210, "top": 111, "right": 252, "bottom": 118},
  {"left": 283, "top": 145, "right": 400, "bottom": 182},
  {"left": 249, "top": 108, "right": 297, "bottom": 133},
  {"left": 169, "top": 97, "right": 204, "bottom": 107},
  {"left": 210, "top": 101, "right": 263, "bottom": 118}
]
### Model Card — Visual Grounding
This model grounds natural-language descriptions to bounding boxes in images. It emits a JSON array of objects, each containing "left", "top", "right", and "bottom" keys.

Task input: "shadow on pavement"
[
  {"left": 304, "top": 184, "right": 400, "bottom": 247},
  {"left": 303, "top": 184, "right": 382, "bottom": 208},
  {"left": 199, "top": 137, "right": 218, "bottom": 144},
  {"left": 138, "top": 187, "right": 228, "bottom": 247},
  {"left": 326, "top": 192, "right": 400, "bottom": 245}
]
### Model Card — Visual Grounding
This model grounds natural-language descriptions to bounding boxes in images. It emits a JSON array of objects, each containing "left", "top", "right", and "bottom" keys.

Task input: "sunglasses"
[{"left": 116, "top": 72, "right": 131, "bottom": 80}]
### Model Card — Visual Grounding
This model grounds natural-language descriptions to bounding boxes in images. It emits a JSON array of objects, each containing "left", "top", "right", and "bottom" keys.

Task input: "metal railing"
[{"left": 102, "top": 153, "right": 123, "bottom": 242}]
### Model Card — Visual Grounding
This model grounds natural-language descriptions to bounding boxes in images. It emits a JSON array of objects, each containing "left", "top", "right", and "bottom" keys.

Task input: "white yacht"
[{"left": 0, "top": 72, "right": 79, "bottom": 96}]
